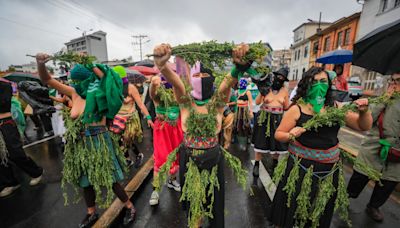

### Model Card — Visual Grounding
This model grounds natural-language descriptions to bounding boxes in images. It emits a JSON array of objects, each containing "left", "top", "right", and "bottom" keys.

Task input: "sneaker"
[
  {"left": 149, "top": 190, "right": 159, "bottom": 206},
  {"left": 126, "top": 159, "right": 134, "bottom": 168},
  {"left": 167, "top": 179, "right": 181, "bottom": 192},
  {"left": 0, "top": 185, "right": 21, "bottom": 198},
  {"left": 29, "top": 174, "right": 43, "bottom": 186},
  {"left": 134, "top": 153, "right": 144, "bottom": 168},
  {"left": 366, "top": 204, "right": 384, "bottom": 222},
  {"left": 78, "top": 213, "right": 99, "bottom": 228},
  {"left": 123, "top": 207, "right": 136, "bottom": 226}
]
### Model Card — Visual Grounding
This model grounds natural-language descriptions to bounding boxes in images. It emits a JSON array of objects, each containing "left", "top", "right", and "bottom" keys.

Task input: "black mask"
[{"left": 272, "top": 75, "right": 285, "bottom": 90}]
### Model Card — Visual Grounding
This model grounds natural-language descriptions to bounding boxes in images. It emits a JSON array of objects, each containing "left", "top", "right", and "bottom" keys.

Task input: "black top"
[
  {"left": 238, "top": 93, "right": 248, "bottom": 101},
  {"left": 0, "top": 81, "right": 12, "bottom": 113},
  {"left": 295, "top": 105, "right": 340, "bottom": 150}
]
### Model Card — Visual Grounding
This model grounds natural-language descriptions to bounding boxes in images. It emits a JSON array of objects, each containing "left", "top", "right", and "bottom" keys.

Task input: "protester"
[
  {"left": 347, "top": 72, "right": 400, "bottom": 222},
  {"left": 148, "top": 74, "right": 183, "bottom": 206},
  {"left": 333, "top": 64, "right": 348, "bottom": 91},
  {"left": 270, "top": 66, "right": 372, "bottom": 227},
  {"left": 35, "top": 54, "right": 136, "bottom": 227},
  {"left": 234, "top": 78, "right": 253, "bottom": 151},
  {"left": 252, "top": 68, "right": 289, "bottom": 179},
  {"left": 110, "top": 66, "right": 153, "bottom": 168},
  {"left": 0, "top": 78, "right": 43, "bottom": 198},
  {"left": 153, "top": 43, "right": 248, "bottom": 227}
]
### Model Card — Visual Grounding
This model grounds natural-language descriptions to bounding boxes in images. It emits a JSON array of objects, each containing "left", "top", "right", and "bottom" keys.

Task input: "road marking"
[
  {"left": 22, "top": 135, "right": 58, "bottom": 149},
  {"left": 339, "top": 127, "right": 366, "bottom": 139},
  {"left": 251, "top": 160, "right": 276, "bottom": 201}
]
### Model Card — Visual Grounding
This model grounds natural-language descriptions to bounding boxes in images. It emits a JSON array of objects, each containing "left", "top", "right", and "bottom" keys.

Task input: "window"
[
  {"left": 295, "top": 69, "right": 298, "bottom": 81},
  {"left": 304, "top": 45, "right": 308, "bottom": 58},
  {"left": 336, "top": 31, "right": 343, "bottom": 48},
  {"left": 313, "top": 41, "right": 319, "bottom": 54},
  {"left": 395, "top": 0, "right": 400, "bottom": 7},
  {"left": 324, "top": 36, "right": 331, "bottom": 52},
  {"left": 344, "top": 28, "right": 351, "bottom": 45},
  {"left": 381, "top": 0, "right": 388, "bottom": 12}
]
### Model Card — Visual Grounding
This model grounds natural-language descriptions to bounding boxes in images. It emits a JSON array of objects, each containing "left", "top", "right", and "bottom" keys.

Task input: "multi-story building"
[
  {"left": 9, "top": 62, "right": 38, "bottom": 73},
  {"left": 308, "top": 12, "right": 361, "bottom": 79},
  {"left": 65, "top": 30, "right": 108, "bottom": 63},
  {"left": 352, "top": 0, "right": 400, "bottom": 95},
  {"left": 271, "top": 49, "right": 292, "bottom": 71},
  {"left": 289, "top": 21, "right": 331, "bottom": 81}
]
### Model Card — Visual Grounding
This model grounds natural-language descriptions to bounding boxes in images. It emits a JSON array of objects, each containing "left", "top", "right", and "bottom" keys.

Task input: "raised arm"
[
  {"left": 36, "top": 53, "right": 75, "bottom": 97},
  {"left": 345, "top": 98, "right": 372, "bottom": 131},
  {"left": 153, "top": 44, "right": 188, "bottom": 104},
  {"left": 218, "top": 43, "right": 250, "bottom": 102}
]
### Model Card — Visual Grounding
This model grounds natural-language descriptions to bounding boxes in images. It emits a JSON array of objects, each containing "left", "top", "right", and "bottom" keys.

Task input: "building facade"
[
  {"left": 289, "top": 21, "right": 331, "bottom": 81},
  {"left": 10, "top": 62, "right": 38, "bottom": 73},
  {"left": 271, "top": 49, "right": 292, "bottom": 71},
  {"left": 65, "top": 30, "right": 108, "bottom": 63},
  {"left": 308, "top": 12, "right": 361, "bottom": 79},
  {"left": 352, "top": 0, "right": 400, "bottom": 95}
]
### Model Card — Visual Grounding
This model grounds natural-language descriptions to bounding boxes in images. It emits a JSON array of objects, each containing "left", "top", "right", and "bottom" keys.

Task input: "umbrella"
[
  {"left": 353, "top": 19, "right": 400, "bottom": 75},
  {"left": 316, "top": 49, "right": 353, "bottom": 64},
  {"left": 128, "top": 66, "right": 159, "bottom": 76},
  {"left": 3, "top": 72, "right": 42, "bottom": 85},
  {"left": 126, "top": 69, "right": 147, "bottom": 84},
  {"left": 135, "top": 59, "right": 154, "bottom": 67}
]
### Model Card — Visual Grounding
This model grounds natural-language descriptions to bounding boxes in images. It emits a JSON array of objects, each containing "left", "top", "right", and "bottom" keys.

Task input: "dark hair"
[{"left": 292, "top": 66, "right": 333, "bottom": 107}]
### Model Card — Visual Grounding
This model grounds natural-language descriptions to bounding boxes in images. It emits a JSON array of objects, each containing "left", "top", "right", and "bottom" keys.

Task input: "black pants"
[
  {"left": 347, "top": 170, "right": 398, "bottom": 209},
  {"left": 179, "top": 145, "right": 225, "bottom": 228},
  {"left": 30, "top": 113, "right": 53, "bottom": 132},
  {"left": 0, "top": 118, "right": 43, "bottom": 190},
  {"left": 83, "top": 183, "right": 128, "bottom": 208}
]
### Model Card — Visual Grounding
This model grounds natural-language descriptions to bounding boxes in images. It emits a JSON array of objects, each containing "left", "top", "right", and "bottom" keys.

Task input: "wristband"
[{"left": 145, "top": 115, "right": 152, "bottom": 120}]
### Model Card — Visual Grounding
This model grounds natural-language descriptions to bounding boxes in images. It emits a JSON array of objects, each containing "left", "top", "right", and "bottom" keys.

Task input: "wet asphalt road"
[{"left": 0, "top": 126, "right": 399, "bottom": 228}]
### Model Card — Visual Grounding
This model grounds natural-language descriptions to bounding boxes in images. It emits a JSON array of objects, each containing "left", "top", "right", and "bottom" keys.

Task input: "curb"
[{"left": 93, "top": 157, "right": 154, "bottom": 228}]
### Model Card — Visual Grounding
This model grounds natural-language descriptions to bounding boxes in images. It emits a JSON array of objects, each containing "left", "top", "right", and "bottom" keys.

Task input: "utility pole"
[{"left": 132, "top": 34, "right": 150, "bottom": 61}]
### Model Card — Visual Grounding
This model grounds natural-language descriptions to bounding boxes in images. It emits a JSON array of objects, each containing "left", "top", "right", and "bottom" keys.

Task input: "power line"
[
  {"left": 132, "top": 35, "right": 150, "bottom": 61},
  {"left": 0, "top": 16, "right": 69, "bottom": 38}
]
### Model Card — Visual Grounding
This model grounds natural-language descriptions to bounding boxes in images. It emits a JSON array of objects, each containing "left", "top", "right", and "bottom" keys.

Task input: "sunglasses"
[{"left": 388, "top": 77, "right": 400, "bottom": 84}]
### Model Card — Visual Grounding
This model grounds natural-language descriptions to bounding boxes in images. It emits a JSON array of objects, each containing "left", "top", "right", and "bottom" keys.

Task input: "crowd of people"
[{"left": 0, "top": 42, "right": 399, "bottom": 228}]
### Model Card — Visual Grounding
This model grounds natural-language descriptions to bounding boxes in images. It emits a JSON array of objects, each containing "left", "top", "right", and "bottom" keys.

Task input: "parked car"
[{"left": 348, "top": 75, "right": 363, "bottom": 100}]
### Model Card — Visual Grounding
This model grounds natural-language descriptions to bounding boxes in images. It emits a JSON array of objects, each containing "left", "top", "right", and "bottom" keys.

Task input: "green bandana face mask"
[{"left": 305, "top": 82, "right": 329, "bottom": 113}]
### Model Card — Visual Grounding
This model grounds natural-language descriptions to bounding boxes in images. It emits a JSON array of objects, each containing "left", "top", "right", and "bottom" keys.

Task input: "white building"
[
  {"left": 289, "top": 21, "right": 331, "bottom": 81},
  {"left": 65, "top": 30, "right": 108, "bottom": 62},
  {"left": 11, "top": 62, "right": 38, "bottom": 73},
  {"left": 352, "top": 0, "right": 400, "bottom": 94}
]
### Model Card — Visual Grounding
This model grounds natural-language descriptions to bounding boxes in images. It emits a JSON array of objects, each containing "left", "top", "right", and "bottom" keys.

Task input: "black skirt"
[
  {"left": 252, "top": 112, "right": 287, "bottom": 153},
  {"left": 269, "top": 155, "right": 339, "bottom": 228},
  {"left": 179, "top": 145, "right": 225, "bottom": 228},
  {"left": 234, "top": 106, "right": 251, "bottom": 137}
]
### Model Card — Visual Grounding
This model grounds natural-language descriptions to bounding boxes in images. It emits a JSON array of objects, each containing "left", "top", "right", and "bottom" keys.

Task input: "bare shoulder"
[{"left": 284, "top": 104, "right": 301, "bottom": 119}]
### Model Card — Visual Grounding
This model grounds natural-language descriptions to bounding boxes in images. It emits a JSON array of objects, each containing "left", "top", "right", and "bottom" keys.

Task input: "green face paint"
[{"left": 305, "top": 81, "right": 329, "bottom": 113}]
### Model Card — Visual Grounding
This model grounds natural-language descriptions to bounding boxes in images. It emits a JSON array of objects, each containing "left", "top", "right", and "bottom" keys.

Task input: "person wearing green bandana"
[
  {"left": 152, "top": 43, "right": 249, "bottom": 228},
  {"left": 347, "top": 72, "right": 400, "bottom": 222},
  {"left": 271, "top": 66, "right": 372, "bottom": 228},
  {"left": 35, "top": 53, "right": 136, "bottom": 227}
]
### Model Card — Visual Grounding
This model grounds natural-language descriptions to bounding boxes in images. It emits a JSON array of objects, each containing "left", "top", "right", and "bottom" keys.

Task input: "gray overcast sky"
[{"left": 0, "top": 0, "right": 362, "bottom": 70}]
